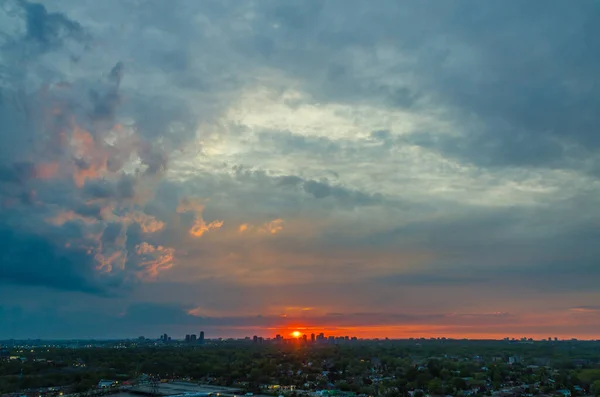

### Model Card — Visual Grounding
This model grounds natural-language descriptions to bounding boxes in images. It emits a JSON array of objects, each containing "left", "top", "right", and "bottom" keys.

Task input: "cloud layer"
[{"left": 1, "top": 0, "right": 600, "bottom": 339}]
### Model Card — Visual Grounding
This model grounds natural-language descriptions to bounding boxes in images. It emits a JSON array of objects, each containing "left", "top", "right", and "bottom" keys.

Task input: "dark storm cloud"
[
  {"left": 0, "top": 161, "right": 36, "bottom": 184},
  {"left": 20, "top": 0, "right": 87, "bottom": 47},
  {"left": 0, "top": 4, "right": 191, "bottom": 294},
  {"left": 0, "top": 225, "right": 102, "bottom": 293}
]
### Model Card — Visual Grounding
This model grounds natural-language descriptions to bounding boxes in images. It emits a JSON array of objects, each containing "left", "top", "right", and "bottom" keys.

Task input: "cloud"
[
  {"left": 20, "top": 0, "right": 87, "bottom": 47},
  {"left": 570, "top": 306, "right": 600, "bottom": 313},
  {"left": 1, "top": 0, "right": 600, "bottom": 339},
  {"left": 238, "top": 219, "right": 284, "bottom": 235},
  {"left": 0, "top": 3, "right": 216, "bottom": 293},
  {"left": 176, "top": 198, "right": 223, "bottom": 237}
]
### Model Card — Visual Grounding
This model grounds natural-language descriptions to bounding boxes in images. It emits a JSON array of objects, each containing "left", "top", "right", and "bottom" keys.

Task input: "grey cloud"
[
  {"left": 375, "top": 274, "right": 490, "bottom": 286},
  {"left": 20, "top": 0, "right": 87, "bottom": 47},
  {"left": 116, "top": 175, "right": 136, "bottom": 198},
  {"left": 84, "top": 176, "right": 138, "bottom": 200},
  {"left": 0, "top": 8, "right": 188, "bottom": 293},
  {"left": 0, "top": 161, "right": 35, "bottom": 184},
  {"left": 275, "top": 174, "right": 385, "bottom": 207},
  {"left": 101, "top": 222, "right": 123, "bottom": 245},
  {"left": 83, "top": 179, "right": 115, "bottom": 199},
  {"left": 258, "top": 130, "right": 342, "bottom": 156},
  {"left": 303, "top": 179, "right": 385, "bottom": 207},
  {"left": 0, "top": 225, "right": 103, "bottom": 293},
  {"left": 277, "top": 175, "right": 304, "bottom": 187},
  {"left": 73, "top": 203, "right": 104, "bottom": 219},
  {"left": 571, "top": 306, "right": 600, "bottom": 312},
  {"left": 303, "top": 180, "right": 332, "bottom": 199},
  {"left": 88, "top": 62, "right": 123, "bottom": 127},
  {"left": 226, "top": 0, "right": 600, "bottom": 170}
]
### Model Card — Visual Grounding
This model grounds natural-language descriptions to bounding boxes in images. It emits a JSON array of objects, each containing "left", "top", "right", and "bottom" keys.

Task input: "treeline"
[{"left": 2, "top": 340, "right": 600, "bottom": 395}]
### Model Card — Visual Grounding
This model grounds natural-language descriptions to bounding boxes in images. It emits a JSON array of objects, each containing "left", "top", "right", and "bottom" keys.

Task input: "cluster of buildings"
[
  {"left": 250, "top": 333, "right": 359, "bottom": 345},
  {"left": 158, "top": 331, "right": 205, "bottom": 344}
]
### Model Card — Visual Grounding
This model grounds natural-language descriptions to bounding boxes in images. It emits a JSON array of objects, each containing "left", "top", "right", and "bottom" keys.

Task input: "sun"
[{"left": 291, "top": 331, "right": 302, "bottom": 338}]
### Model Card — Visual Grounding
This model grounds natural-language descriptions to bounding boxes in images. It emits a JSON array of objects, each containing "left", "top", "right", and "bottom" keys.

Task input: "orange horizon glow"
[{"left": 263, "top": 323, "right": 600, "bottom": 341}]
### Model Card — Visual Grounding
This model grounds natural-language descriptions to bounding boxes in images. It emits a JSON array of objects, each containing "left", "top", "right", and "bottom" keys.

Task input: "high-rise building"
[
  {"left": 185, "top": 334, "right": 191, "bottom": 343},
  {"left": 190, "top": 334, "right": 197, "bottom": 343},
  {"left": 199, "top": 331, "right": 205, "bottom": 344},
  {"left": 302, "top": 334, "right": 308, "bottom": 343},
  {"left": 310, "top": 333, "right": 315, "bottom": 343}
]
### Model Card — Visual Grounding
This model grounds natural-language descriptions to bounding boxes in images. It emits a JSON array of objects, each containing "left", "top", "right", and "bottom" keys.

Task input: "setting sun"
[{"left": 291, "top": 331, "right": 302, "bottom": 338}]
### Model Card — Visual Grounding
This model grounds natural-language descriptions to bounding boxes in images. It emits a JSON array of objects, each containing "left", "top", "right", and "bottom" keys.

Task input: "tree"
[
  {"left": 428, "top": 378, "right": 444, "bottom": 395},
  {"left": 452, "top": 377, "right": 468, "bottom": 391},
  {"left": 591, "top": 380, "right": 600, "bottom": 397}
]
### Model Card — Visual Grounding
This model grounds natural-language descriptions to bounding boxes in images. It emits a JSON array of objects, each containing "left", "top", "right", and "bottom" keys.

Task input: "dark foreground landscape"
[{"left": 2, "top": 339, "right": 600, "bottom": 397}]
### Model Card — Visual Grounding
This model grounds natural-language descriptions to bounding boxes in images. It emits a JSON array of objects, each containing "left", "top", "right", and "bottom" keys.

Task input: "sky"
[{"left": 1, "top": 0, "right": 600, "bottom": 340}]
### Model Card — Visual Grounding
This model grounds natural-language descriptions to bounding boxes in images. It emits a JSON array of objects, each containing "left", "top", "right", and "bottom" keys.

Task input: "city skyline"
[{"left": 1, "top": 0, "right": 600, "bottom": 340}]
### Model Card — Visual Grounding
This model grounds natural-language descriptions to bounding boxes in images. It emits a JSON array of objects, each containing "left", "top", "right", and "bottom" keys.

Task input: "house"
[{"left": 97, "top": 380, "right": 116, "bottom": 389}]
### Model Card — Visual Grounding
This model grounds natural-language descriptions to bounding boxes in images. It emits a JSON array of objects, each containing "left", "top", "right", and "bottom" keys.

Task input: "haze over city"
[{"left": 1, "top": 0, "right": 600, "bottom": 341}]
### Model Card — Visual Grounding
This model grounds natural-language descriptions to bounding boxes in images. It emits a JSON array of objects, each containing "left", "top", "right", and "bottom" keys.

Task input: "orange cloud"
[
  {"left": 187, "top": 306, "right": 233, "bottom": 317},
  {"left": 127, "top": 212, "right": 165, "bottom": 233},
  {"left": 95, "top": 250, "right": 125, "bottom": 273},
  {"left": 190, "top": 219, "right": 224, "bottom": 237},
  {"left": 35, "top": 162, "right": 59, "bottom": 179},
  {"left": 135, "top": 242, "right": 175, "bottom": 280},
  {"left": 46, "top": 210, "right": 97, "bottom": 226},
  {"left": 71, "top": 125, "right": 108, "bottom": 187},
  {"left": 238, "top": 219, "right": 284, "bottom": 234},
  {"left": 176, "top": 197, "right": 223, "bottom": 237},
  {"left": 262, "top": 218, "right": 283, "bottom": 234}
]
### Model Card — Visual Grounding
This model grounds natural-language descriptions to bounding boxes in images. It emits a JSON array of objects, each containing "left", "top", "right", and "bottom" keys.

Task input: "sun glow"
[{"left": 291, "top": 331, "right": 302, "bottom": 338}]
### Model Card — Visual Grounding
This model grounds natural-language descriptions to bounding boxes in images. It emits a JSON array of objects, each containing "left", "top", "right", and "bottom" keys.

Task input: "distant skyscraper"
[
  {"left": 302, "top": 334, "right": 308, "bottom": 343},
  {"left": 253, "top": 335, "right": 258, "bottom": 343},
  {"left": 199, "top": 331, "right": 205, "bottom": 344},
  {"left": 190, "top": 334, "right": 197, "bottom": 343},
  {"left": 310, "top": 333, "right": 315, "bottom": 343},
  {"left": 185, "top": 334, "right": 190, "bottom": 343}
]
